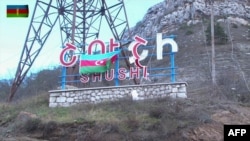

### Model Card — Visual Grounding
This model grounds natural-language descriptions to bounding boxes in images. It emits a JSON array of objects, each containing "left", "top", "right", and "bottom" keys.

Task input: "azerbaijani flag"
[
  {"left": 79, "top": 50, "right": 120, "bottom": 74},
  {"left": 7, "top": 5, "right": 29, "bottom": 18}
]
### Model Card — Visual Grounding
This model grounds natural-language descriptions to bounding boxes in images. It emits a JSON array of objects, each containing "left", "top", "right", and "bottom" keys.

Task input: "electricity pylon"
[{"left": 9, "top": 0, "right": 131, "bottom": 102}]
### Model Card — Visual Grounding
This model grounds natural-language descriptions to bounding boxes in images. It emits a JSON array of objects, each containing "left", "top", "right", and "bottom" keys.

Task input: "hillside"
[
  {"left": 127, "top": 0, "right": 250, "bottom": 102},
  {"left": 1, "top": 92, "right": 250, "bottom": 141},
  {"left": 1, "top": 0, "right": 250, "bottom": 141}
]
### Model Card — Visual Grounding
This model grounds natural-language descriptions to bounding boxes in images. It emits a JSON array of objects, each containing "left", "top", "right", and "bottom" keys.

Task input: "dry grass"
[
  {"left": 1, "top": 87, "right": 250, "bottom": 140},
  {"left": 0, "top": 93, "right": 205, "bottom": 140}
]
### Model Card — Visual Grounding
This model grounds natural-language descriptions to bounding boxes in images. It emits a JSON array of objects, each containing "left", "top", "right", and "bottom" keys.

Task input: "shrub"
[
  {"left": 185, "top": 30, "right": 194, "bottom": 35},
  {"left": 205, "top": 22, "right": 228, "bottom": 45},
  {"left": 24, "top": 118, "right": 42, "bottom": 132},
  {"left": 123, "top": 115, "right": 139, "bottom": 131},
  {"left": 43, "top": 121, "right": 57, "bottom": 137},
  {"left": 179, "top": 23, "right": 194, "bottom": 35},
  {"left": 149, "top": 107, "right": 164, "bottom": 119}
]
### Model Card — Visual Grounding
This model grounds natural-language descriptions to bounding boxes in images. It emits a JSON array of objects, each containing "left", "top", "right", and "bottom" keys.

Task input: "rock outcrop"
[{"left": 126, "top": 0, "right": 250, "bottom": 38}]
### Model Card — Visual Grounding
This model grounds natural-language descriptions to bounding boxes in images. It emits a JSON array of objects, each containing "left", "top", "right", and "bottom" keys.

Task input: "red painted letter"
[{"left": 59, "top": 43, "right": 77, "bottom": 67}]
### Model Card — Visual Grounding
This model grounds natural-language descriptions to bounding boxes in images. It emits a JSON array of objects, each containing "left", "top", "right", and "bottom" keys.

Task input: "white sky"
[{"left": 0, "top": 0, "right": 163, "bottom": 79}]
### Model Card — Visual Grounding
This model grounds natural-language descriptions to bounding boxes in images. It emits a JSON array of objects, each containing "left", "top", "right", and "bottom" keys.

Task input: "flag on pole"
[
  {"left": 6, "top": 5, "right": 29, "bottom": 18},
  {"left": 79, "top": 50, "right": 120, "bottom": 74}
]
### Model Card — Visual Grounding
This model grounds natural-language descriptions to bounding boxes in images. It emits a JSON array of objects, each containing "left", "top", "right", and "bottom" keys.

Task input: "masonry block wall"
[{"left": 49, "top": 82, "right": 187, "bottom": 107}]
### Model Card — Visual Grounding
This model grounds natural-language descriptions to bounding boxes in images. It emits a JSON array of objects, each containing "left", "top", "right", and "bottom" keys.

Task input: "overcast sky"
[{"left": 0, "top": 0, "right": 163, "bottom": 79}]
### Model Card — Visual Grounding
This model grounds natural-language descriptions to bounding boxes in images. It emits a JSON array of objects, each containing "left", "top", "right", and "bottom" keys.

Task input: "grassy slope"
[
  {"left": 0, "top": 92, "right": 206, "bottom": 140},
  {"left": 1, "top": 91, "right": 250, "bottom": 141}
]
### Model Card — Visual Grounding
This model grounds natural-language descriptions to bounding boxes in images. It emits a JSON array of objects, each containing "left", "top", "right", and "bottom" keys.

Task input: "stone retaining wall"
[{"left": 49, "top": 82, "right": 187, "bottom": 107}]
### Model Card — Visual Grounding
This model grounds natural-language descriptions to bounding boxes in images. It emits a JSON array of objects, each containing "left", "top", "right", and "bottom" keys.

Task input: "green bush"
[{"left": 205, "top": 22, "right": 228, "bottom": 45}]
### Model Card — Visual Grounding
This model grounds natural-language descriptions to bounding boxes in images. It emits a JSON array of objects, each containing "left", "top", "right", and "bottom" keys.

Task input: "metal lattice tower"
[{"left": 9, "top": 0, "right": 131, "bottom": 102}]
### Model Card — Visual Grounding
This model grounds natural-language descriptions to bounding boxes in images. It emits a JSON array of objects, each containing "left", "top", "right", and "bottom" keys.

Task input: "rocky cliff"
[{"left": 126, "top": 0, "right": 250, "bottom": 38}]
